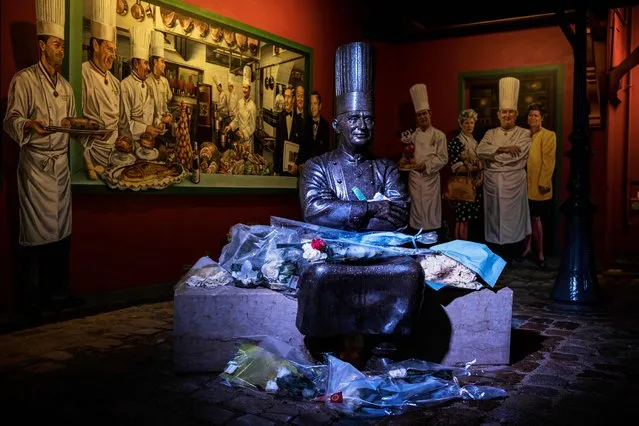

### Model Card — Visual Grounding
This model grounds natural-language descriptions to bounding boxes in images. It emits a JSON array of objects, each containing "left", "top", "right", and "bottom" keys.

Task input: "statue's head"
[{"left": 332, "top": 42, "right": 374, "bottom": 150}]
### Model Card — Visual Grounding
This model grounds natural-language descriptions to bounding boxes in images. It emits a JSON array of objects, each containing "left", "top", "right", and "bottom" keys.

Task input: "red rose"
[{"left": 311, "top": 238, "right": 327, "bottom": 252}]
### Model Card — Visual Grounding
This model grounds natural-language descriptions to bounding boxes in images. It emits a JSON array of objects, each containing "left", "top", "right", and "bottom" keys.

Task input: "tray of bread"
[
  {"left": 46, "top": 117, "right": 111, "bottom": 136},
  {"left": 103, "top": 160, "right": 188, "bottom": 191}
]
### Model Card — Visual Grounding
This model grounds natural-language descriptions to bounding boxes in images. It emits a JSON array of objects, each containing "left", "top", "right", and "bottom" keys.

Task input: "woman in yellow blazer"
[{"left": 523, "top": 104, "right": 556, "bottom": 269}]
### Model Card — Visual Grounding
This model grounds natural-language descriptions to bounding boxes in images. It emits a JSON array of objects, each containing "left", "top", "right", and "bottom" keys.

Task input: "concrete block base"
[
  {"left": 173, "top": 285, "right": 309, "bottom": 373},
  {"left": 440, "top": 287, "right": 513, "bottom": 365},
  {"left": 173, "top": 284, "right": 513, "bottom": 373}
]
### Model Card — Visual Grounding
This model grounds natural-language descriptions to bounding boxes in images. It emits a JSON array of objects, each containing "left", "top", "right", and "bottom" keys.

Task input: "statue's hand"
[{"left": 368, "top": 200, "right": 408, "bottom": 227}]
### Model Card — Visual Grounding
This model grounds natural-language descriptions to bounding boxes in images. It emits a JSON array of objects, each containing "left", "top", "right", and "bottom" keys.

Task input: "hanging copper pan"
[
  {"left": 131, "top": 0, "right": 145, "bottom": 21},
  {"left": 269, "top": 72, "right": 275, "bottom": 90},
  {"left": 178, "top": 14, "right": 194, "bottom": 33},
  {"left": 235, "top": 33, "right": 248, "bottom": 53},
  {"left": 248, "top": 38, "right": 260, "bottom": 57},
  {"left": 160, "top": 8, "right": 176, "bottom": 28},
  {"left": 223, "top": 29, "right": 236, "bottom": 47},
  {"left": 196, "top": 20, "right": 210, "bottom": 38},
  {"left": 116, "top": 0, "right": 128, "bottom": 16},
  {"left": 210, "top": 27, "right": 223, "bottom": 43}
]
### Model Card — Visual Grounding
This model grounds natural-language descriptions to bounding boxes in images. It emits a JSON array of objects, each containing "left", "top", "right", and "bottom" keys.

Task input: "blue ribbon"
[{"left": 411, "top": 227, "right": 423, "bottom": 249}]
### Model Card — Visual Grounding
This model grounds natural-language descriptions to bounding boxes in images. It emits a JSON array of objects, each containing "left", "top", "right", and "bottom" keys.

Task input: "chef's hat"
[
  {"left": 410, "top": 83, "right": 430, "bottom": 113},
  {"left": 213, "top": 75, "right": 222, "bottom": 87},
  {"left": 130, "top": 25, "right": 151, "bottom": 60},
  {"left": 227, "top": 75, "right": 234, "bottom": 87},
  {"left": 335, "top": 42, "right": 374, "bottom": 115},
  {"left": 150, "top": 31, "right": 164, "bottom": 57},
  {"left": 91, "top": 0, "right": 116, "bottom": 43},
  {"left": 36, "top": 0, "right": 65, "bottom": 40},
  {"left": 242, "top": 65, "right": 251, "bottom": 86},
  {"left": 499, "top": 77, "right": 520, "bottom": 111}
]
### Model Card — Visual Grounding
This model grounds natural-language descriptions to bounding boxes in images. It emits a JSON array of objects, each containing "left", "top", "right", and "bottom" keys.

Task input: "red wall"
[
  {"left": 0, "top": 0, "right": 362, "bottom": 319},
  {"left": 605, "top": 7, "right": 639, "bottom": 260}
]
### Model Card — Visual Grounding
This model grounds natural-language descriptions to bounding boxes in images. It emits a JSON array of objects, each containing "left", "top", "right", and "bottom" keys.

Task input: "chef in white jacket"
[
  {"left": 407, "top": 83, "right": 448, "bottom": 232},
  {"left": 147, "top": 30, "right": 173, "bottom": 129},
  {"left": 225, "top": 66, "right": 256, "bottom": 152},
  {"left": 82, "top": 0, "right": 131, "bottom": 179},
  {"left": 477, "top": 77, "right": 531, "bottom": 256},
  {"left": 227, "top": 77, "right": 239, "bottom": 121},
  {"left": 3, "top": 0, "right": 83, "bottom": 320},
  {"left": 120, "top": 26, "right": 162, "bottom": 149}
]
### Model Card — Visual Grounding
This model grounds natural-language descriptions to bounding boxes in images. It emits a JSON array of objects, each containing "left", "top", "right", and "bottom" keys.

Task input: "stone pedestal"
[
  {"left": 173, "top": 284, "right": 513, "bottom": 373},
  {"left": 437, "top": 287, "right": 513, "bottom": 366},
  {"left": 173, "top": 285, "right": 309, "bottom": 373}
]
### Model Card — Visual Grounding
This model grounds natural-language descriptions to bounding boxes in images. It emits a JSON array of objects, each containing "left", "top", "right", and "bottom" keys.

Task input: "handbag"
[{"left": 443, "top": 172, "right": 476, "bottom": 203}]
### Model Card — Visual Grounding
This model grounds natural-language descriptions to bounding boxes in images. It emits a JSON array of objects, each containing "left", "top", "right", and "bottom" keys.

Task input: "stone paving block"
[
  {"left": 191, "top": 404, "right": 236, "bottom": 425},
  {"left": 41, "top": 350, "right": 74, "bottom": 362},
  {"left": 439, "top": 287, "right": 513, "bottom": 366},
  {"left": 173, "top": 285, "right": 310, "bottom": 373},
  {"left": 227, "top": 414, "right": 275, "bottom": 426},
  {"left": 23, "top": 361, "right": 66, "bottom": 373}
]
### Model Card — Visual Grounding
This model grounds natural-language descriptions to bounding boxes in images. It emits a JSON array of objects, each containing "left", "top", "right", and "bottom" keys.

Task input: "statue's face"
[{"left": 333, "top": 110, "right": 374, "bottom": 148}]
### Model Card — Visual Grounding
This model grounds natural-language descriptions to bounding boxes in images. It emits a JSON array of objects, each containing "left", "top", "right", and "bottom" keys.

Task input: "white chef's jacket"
[
  {"left": 217, "top": 90, "right": 229, "bottom": 118},
  {"left": 3, "top": 62, "right": 75, "bottom": 246},
  {"left": 81, "top": 61, "right": 130, "bottom": 167},
  {"left": 146, "top": 73, "right": 172, "bottom": 127},
  {"left": 120, "top": 71, "right": 154, "bottom": 141},
  {"left": 228, "top": 90, "right": 239, "bottom": 119},
  {"left": 229, "top": 97, "right": 256, "bottom": 152},
  {"left": 477, "top": 126, "right": 532, "bottom": 245},
  {"left": 408, "top": 126, "right": 448, "bottom": 231}
]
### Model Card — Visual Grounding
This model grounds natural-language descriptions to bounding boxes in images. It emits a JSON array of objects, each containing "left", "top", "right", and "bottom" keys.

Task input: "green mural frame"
[{"left": 63, "top": 0, "right": 313, "bottom": 195}]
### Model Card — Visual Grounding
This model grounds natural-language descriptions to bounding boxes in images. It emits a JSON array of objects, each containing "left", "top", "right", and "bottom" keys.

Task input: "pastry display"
[
  {"left": 104, "top": 160, "right": 188, "bottom": 191},
  {"left": 60, "top": 117, "right": 101, "bottom": 130},
  {"left": 139, "top": 132, "right": 156, "bottom": 149},
  {"left": 115, "top": 136, "right": 133, "bottom": 153}
]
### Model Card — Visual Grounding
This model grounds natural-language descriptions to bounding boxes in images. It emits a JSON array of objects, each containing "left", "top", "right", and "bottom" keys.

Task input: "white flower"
[
  {"left": 302, "top": 242, "right": 328, "bottom": 262},
  {"left": 261, "top": 260, "right": 283, "bottom": 282},
  {"left": 420, "top": 254, "right": 481, "bottom": 289},
  {"left": 232, "top": 260, "right": 259, "bottom": 285},
  {"left": 345, "top": 245, "right": 374, "bottom": 259}
]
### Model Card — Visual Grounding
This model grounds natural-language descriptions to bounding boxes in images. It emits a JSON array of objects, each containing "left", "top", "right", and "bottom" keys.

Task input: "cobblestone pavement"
[{"left": 1, "top": 263, "right": 638, "bottom": 425}]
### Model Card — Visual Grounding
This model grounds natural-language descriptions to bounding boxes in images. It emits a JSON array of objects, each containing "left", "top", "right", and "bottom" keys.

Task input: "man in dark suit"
[
  {"left": 297, "top": 90, "right": 332, "bottom": 169},
  {"left": 274, "top": 86, "right": 303, "bottom": 175}
]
